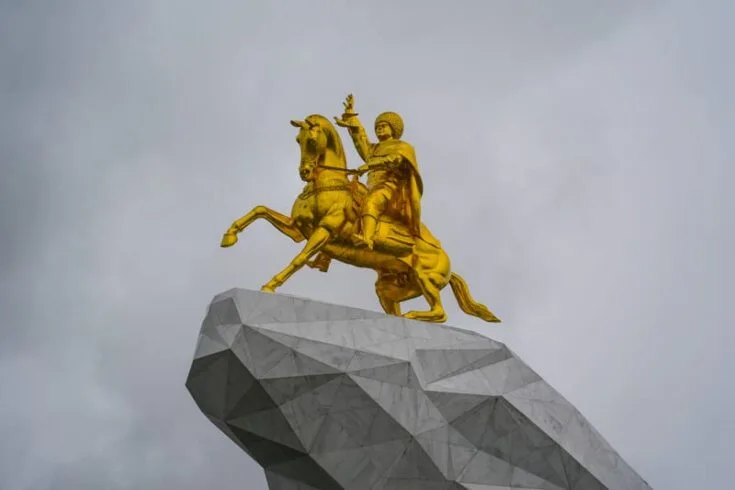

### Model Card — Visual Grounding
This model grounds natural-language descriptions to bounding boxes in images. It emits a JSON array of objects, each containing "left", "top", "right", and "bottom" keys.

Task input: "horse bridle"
[{"left": 297, "top": 164, "right": 362, "bottom": 200}]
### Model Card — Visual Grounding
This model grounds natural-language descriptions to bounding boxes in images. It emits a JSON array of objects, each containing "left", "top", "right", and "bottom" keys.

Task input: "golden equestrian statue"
[{"left": 220, "top": 94, "right": 500, "bottom": 324}]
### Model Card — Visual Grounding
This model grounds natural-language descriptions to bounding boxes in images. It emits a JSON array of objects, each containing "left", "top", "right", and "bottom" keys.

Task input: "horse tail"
[{"left": 449, "top": 273, "right": 501, "bottom": 323}]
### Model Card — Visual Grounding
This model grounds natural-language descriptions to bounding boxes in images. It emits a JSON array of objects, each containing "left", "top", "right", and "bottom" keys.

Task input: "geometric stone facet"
[{"left": 186, "top": 289, "right": 652, "bottom": 490}]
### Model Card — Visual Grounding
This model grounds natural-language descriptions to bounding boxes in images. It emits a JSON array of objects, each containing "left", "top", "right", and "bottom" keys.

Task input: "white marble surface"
[{"left": 187, "top": 289, "right": 652, "bottom": 490}]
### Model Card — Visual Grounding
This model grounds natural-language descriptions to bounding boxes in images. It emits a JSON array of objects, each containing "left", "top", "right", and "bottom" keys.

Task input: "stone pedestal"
[{"left": 186, "top": 289, "right": 652, "bottom": 490}]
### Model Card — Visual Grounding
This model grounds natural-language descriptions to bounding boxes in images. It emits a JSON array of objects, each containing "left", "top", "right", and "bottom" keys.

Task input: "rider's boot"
[{"left": 353, "top": 215, "right": 377, "bottom": 250}]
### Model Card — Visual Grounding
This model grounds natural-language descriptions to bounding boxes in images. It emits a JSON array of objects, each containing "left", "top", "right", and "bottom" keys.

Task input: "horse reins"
[{"left": 316, "top": 164, "right": 361, "bottom": 175}]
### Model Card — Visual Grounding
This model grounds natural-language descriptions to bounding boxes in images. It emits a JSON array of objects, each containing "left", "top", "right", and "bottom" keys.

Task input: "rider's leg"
[
  {"left": 355, "top": 186, "right": 391, "bottom": 249},
  {"left": 359, "top": 214, "right": 379, "bottom": 249}
]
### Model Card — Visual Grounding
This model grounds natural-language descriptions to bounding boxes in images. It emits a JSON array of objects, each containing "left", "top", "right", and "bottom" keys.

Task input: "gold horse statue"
[{"left": 220, "top": 113, "right": 500, "bottom": 324}]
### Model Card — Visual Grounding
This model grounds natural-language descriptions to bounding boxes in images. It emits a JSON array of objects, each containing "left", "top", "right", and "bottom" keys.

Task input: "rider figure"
[{"left": 335, "top": 95, "right": 423, "bottom": 250}]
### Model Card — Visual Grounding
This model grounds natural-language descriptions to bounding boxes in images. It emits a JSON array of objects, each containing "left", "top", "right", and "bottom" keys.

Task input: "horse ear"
[{"left": 290, "top": 120, "right": 305, "bottom": 128}]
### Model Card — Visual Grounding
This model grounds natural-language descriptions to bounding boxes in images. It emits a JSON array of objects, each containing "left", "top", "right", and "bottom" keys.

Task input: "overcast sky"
[{"left": 1, "top": 1, "right": 733, "bottom": 489}]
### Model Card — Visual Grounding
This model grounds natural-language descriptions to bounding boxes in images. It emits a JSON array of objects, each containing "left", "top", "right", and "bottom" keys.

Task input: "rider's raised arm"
[
  {"left": 345, "top": 118, "right": 372, "bottom": 162},
  {"left": 335, "top": 95, "right": 373, "bottom": 162}
]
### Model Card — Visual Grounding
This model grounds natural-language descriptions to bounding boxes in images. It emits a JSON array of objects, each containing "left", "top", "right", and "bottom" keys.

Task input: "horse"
[{"left": 220, "top": 114, "right": 500, "bottom": 324}]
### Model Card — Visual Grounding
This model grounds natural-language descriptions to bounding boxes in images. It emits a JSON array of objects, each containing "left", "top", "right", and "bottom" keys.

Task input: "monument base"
[{"left": 186, "top": 289, "right": 651, "bottom": 490}]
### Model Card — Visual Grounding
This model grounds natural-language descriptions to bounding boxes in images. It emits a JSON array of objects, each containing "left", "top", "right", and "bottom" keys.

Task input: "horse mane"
[{"left": 305, "top": 114, "right": 346, "bottom": 167}]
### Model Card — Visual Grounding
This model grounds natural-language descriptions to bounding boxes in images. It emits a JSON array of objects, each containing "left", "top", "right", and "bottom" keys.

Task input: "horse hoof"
[
  {"left": 404, "top": 311, "right": 425, "bottom": 321},
  {"left": 220, "top": 233, "right": 238, "bottom": 248},
  {"left": 403, "top": 311, "right": 448, "bottom": 323},
  {"left": 260, "top": 285, "right": 276, "bottom": 293}
]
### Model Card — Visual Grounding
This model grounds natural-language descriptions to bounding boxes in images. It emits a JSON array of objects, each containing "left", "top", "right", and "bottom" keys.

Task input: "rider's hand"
[
  {"left": 334, "top": 94, "right": 360, "bottom": 128},
  {"left": 334, "top": 115, "right": 360, "bottom": 128},
  {"left": 342, "top": 94, "right": 357, "bottom": 115}
]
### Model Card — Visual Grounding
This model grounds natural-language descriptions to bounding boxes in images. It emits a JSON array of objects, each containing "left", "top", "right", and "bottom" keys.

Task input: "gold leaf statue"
[{"left": 221, "top": 94, "right": 500, "bottom": 324}]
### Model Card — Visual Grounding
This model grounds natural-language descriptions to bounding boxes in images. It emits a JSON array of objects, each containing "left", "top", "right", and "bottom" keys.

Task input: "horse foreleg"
[
  {"left": 221, "top": 205, "right": 304, "bottom": 247},
  {"left": 306, "top": 253, "right": 332, "bottom": 272},
  {"left": 261, "top": 226, "right": 331, "bottom": 293}
]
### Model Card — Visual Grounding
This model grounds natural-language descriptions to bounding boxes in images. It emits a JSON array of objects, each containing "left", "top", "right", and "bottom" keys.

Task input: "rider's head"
[{"left": 374, "top": 112, "right": 403, "bottom": 141}]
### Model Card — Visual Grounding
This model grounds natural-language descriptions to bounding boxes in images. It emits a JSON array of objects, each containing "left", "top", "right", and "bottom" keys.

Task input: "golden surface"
[{"left": 221, "top": 95, "right": 499, "bottom": 324}]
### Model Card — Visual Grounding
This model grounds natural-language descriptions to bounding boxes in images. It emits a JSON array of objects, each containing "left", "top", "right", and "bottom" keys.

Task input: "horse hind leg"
[
  {"left": 403, "top": 272, "right": 448, "bottom": 323},
  {"left": 375, "top": 273, "right": 422, "bottom": 317},
  {"left": 378, "top": 294, "right": 401, "bottom": 317}
]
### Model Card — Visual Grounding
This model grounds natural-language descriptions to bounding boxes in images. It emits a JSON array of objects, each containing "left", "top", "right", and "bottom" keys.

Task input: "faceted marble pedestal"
[{"left": 186, "top": 289, "right": 652, "bottom": 490}]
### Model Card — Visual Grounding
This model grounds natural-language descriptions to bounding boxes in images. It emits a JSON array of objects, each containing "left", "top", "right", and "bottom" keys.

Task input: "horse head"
[{"left": 291, "top": 115, "right": 346, "bottom": 182}]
